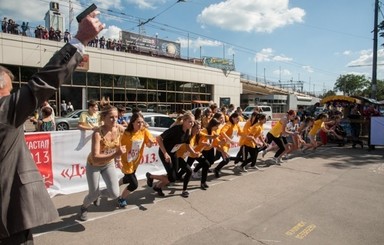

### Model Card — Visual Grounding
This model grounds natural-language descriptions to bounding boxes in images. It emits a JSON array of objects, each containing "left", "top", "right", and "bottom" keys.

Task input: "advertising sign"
[{"left": 121, "top": 31, "right": 181, "bottom": 58}]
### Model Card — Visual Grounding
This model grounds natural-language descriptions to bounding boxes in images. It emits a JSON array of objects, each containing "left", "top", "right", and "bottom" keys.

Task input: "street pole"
[{"left": 371, "top": 0, "right": 379, "bottom": 99}]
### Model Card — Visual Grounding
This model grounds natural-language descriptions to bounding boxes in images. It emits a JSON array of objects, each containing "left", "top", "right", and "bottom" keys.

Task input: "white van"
[{"left": 243, "top": 105, "right": 273, "bottom": 120}]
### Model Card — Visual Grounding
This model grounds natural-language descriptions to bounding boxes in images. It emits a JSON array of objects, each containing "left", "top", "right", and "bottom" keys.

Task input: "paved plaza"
[{"left": 33, "top": 145, "right": 384, "bottom": 245}]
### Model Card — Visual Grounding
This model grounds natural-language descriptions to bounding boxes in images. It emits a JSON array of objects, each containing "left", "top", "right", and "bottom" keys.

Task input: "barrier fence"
[{"left": 25, "top": 122, "right": 273, "bottom": 197}]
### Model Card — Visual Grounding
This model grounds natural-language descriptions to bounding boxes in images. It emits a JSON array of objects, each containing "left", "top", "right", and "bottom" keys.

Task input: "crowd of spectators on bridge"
[{"left": 2, "top": 15, "right": 135, "bottom": 53}]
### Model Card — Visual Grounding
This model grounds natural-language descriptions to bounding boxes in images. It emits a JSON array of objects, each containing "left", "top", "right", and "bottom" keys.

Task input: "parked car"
[
  {"left": 55, "top": 109, "right": 87, "bottom": 130},
  {"left": 243, "top": 105, "right": 273, "bottom": 120},
  {"left": 124, "top": 112, "right": 175, "bottom": 128},
  {"left": 313, "top": 107, "right": 325, "bottom": 117}
]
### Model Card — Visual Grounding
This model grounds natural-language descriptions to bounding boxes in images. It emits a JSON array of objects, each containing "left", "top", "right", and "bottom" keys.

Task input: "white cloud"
[
  {"left": 343, "top": 50, "right": 351, "bottom": 55},
  {"left": 99, "top": 25, "right": 122, "bottom": 40},
  {"left": 177, "top": 37, "right": 222, "bottom": 49},
  {"left": 302, "top": 65, "right": 314, "bottom": 73},
  {"left": 197, "top": 0, "right": 305, "bottom": 33},
  {"left": 273, "top": 55, "right": 292, "bottom": 62},
  {"left": 255, "top": 48, "right": 293, "bottom": 62},
  {"left": 273, "top": 68, "right": 291, "bottom": 77},
  {"left": 345, "top": 49, "right": 384, "bottom": 79},
  {"left": 347, "top": 49, "right": 374, "bottom": 67},
  {"left": 255, "top": 48, "right": 274, "bottom": 62},
  {"left": 124, "top": 0, "right": 166, "bottom": 10}
]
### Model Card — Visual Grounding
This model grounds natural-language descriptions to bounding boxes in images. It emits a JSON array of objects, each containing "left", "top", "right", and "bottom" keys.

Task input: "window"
[
  {"left": 155, "top": 116, "right": 174, "bottom": 128},
  {"left": 73, "top": 72, "right": 86, "bottom": 86},
  {"left": 88, "top": 73, "right": 100, "bottom": 86}
]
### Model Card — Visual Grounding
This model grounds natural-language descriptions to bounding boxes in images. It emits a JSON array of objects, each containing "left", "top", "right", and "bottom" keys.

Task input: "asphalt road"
[{"left": 33, "top": 145, "right": 384, "bottom": 245}]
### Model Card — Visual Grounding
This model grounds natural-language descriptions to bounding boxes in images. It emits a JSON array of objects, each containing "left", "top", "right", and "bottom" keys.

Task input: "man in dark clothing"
[{"left": 0, "top": 8, "right": 104, "bottom": 244}]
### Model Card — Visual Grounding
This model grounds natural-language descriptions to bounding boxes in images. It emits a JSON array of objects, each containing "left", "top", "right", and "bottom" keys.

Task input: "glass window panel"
[
  {"left": 60, "top": 87, "right": 82, "bottom": 111},
  {"left": 176, "top": 82, "right": 185, "bottom": 92},
  {"left": 113, "top": 88, "right": 126, "bottom": 103},
  {"left": 206, "top": 84, "right": 212, "bottom": 94},
  {"left": 147, "top": 78, "right": 156, "bottom": 90},
  {"left": 176, "top": 93, "right": 183, "bottom": 102},
  {"left": 114, "top": 75, "right": 126, "bottom": 88},
  {"left": 158, "top": 80, "right": 166, "bottom": 91},
  {"left": 88, "top": 73, "right": 100, "bottom": 86},
  {"left": 101, "top": 74, "right": 113, "bottom": 87},
  {"left": 87, "top": 87, "right": 100, "bottom": 101},
  {"left": 147, "top": 91, "right": 157, "bottom": 102},
  {"left": 73, "top": 72, "right": 86, "bottom": 86},
  {"left": 157, "top": 91, "right": 166, "bottom": 102},
  {"left": 183, "top": 93, "right": 191, "bottom": 102},
  {"left": 20, "top": 66, "right": 38, "bottom": 83},
  {"left": 137, "top": 91, "right": 147, "bottom": 102},
  {"left": 191, "top": 83, "right": 200, "bottom": 92},
  {"left": 183, "top": 83, "right": 192, "bottom": 93},
  {"left": 167, "top": 81, "right": 176, "bottom": 91},
  {"left": 126, "top": 89, "right": 137, "bottom": 102},
  {"left": 167, "top": 92, "right": 176, "bottom": 102}
]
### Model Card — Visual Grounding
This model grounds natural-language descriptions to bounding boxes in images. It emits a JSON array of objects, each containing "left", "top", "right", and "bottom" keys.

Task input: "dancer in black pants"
[
  {"left": 238, "top": 114, "right": 267, "bottom": 171},
  {"left": 192, "top": 118, "right": 221, "bottom": 189},
  {"left": 147, "top": 112, "right": 195, "bottom": 197}
]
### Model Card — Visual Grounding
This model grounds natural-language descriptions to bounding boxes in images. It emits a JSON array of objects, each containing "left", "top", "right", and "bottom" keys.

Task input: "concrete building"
[{"left": 0, "top": 32, "right": 319, "bottom": 116}]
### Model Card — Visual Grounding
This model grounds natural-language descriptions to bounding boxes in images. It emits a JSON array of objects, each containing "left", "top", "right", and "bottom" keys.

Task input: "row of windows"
[{"left": 4, "top": 64, "right": 213, "bottom": 114}]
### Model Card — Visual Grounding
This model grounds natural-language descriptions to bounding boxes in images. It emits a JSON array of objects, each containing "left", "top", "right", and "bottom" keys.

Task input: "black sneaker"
[
  {"left": 146, "top": 172, "right": 153, "bottom": 187},
  {"left": 153, "top": 186, "right": 165, "bottom": 197},
  {"left": 79, "top": 206, "right": 88, "bottom": 221},
  {"left": 181, "top": 191, "right": 189, "bottom": 198},
  {"left": 214, "top": 169, "right": 220, "bottom": 178},
  {"left": 200, "top": 183, "right": 209, "bottom": 190}
]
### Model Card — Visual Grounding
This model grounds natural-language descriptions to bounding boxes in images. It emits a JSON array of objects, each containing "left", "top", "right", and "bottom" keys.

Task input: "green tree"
[
  {"left": 321, "top": 90, "right": 336, "bottom": 98},
  {"left": 362, "top": 79, "right": 384, "bottom": 101},
  {"left": 334, "top": 74, "right": 370, "bottom": 96},
  {"left": 379, "top": 20, "right": 384, "bottom": 47}
]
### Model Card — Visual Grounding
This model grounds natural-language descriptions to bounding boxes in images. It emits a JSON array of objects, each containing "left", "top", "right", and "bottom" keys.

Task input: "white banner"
[{"left": 25, "top": 122, "right": 272, "bottom": 197}]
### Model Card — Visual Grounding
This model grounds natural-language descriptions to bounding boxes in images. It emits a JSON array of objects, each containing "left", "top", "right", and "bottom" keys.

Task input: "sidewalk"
[{"left": 33, "top": 145, "right": 384, "bottom": 245}]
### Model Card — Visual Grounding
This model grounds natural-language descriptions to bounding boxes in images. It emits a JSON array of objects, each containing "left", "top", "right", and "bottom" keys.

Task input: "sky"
[{"left": 1, "top": 0, "right": 383, "bottom": 95}]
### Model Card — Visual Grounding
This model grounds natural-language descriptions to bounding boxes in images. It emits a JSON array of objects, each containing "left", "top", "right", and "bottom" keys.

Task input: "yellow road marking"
[
  {"left": 295, "top": 224, "right": 316, "bottom": 239},
  {"left": 285, "top": 221, "right": 306, "bottom": 236}
]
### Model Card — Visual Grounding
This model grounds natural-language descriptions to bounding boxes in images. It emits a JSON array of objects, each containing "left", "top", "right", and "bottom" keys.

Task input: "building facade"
[{"left": 0, "top": 33, "right": 242, "bottom": 115}]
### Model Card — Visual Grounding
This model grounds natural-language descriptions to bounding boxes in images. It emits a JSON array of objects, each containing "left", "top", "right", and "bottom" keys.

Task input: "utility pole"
[
  {"left": 372, "top": 0, "right": 379, "bottom": 99},
  {"left": 68, "top": 0, "right": 74, "bottom": 33}
]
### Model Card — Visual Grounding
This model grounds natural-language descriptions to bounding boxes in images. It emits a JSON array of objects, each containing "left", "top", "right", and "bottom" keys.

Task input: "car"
[
  {"left": 123, "top": 112, "right": 175, "bottom": 128},
  {"left": 243, "top": 105, "right": 273, "bottom": 120},
  {"left": 313, "top": 107, "right": 325, "bottom": 117},
  {"left": 55, "top": 109, "right": 87, "bottom": 130}
]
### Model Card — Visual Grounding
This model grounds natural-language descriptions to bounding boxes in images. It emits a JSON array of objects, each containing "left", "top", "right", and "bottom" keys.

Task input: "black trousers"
[
  {"left": 0, "top": 229, "right": 33, "bottom": 245},
  {"left": 266, "top": 132, "right": 285, "bottom": 158},
  {"left": 240, "top": 145, "right": 258, "bottom": 167}
]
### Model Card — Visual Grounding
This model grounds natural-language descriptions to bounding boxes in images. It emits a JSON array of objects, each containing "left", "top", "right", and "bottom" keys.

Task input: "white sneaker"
[
  {"left": 261, "top": 150, "right": 267, "bottom": 158},
  {"left": 272, "top": 157, "right": 281, "bottom": 165},
  {"left": 233, "top": 165, "right": 241, "bottom": 172},
  {"left": 249, "top": 165, "right": 261, "bottom": 170},
  {"left": 241, "top": 166, "right": 248, "bottom": 172}
]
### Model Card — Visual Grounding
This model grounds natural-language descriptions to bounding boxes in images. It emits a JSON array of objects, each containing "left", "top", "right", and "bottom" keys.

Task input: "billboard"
[
  {"left": 121, "top": 31, "right": 181, "bottom": 58},
  {"left": 202, "top": 56, "right": 235, "bottom": 71}
]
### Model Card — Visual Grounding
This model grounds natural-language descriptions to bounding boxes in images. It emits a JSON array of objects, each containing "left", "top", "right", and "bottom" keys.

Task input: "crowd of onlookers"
[{"left": 2, "top": 16, "right": 129, "bottom": 52}]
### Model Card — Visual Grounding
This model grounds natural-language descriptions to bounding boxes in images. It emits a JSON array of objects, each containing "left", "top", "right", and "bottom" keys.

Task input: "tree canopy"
[{"left": 334, "top": 74, "right": 370, "bottom": 96}]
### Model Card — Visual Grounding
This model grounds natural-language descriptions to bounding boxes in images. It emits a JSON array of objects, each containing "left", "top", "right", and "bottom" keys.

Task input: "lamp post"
[{"left": 371, "top": 0, "right": 379, "bottom": 99}]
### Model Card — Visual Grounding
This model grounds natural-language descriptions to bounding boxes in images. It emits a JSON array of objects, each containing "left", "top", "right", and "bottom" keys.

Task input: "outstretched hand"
[{"left": 75, "top": 10, "right": 105, "bottom": 46}]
